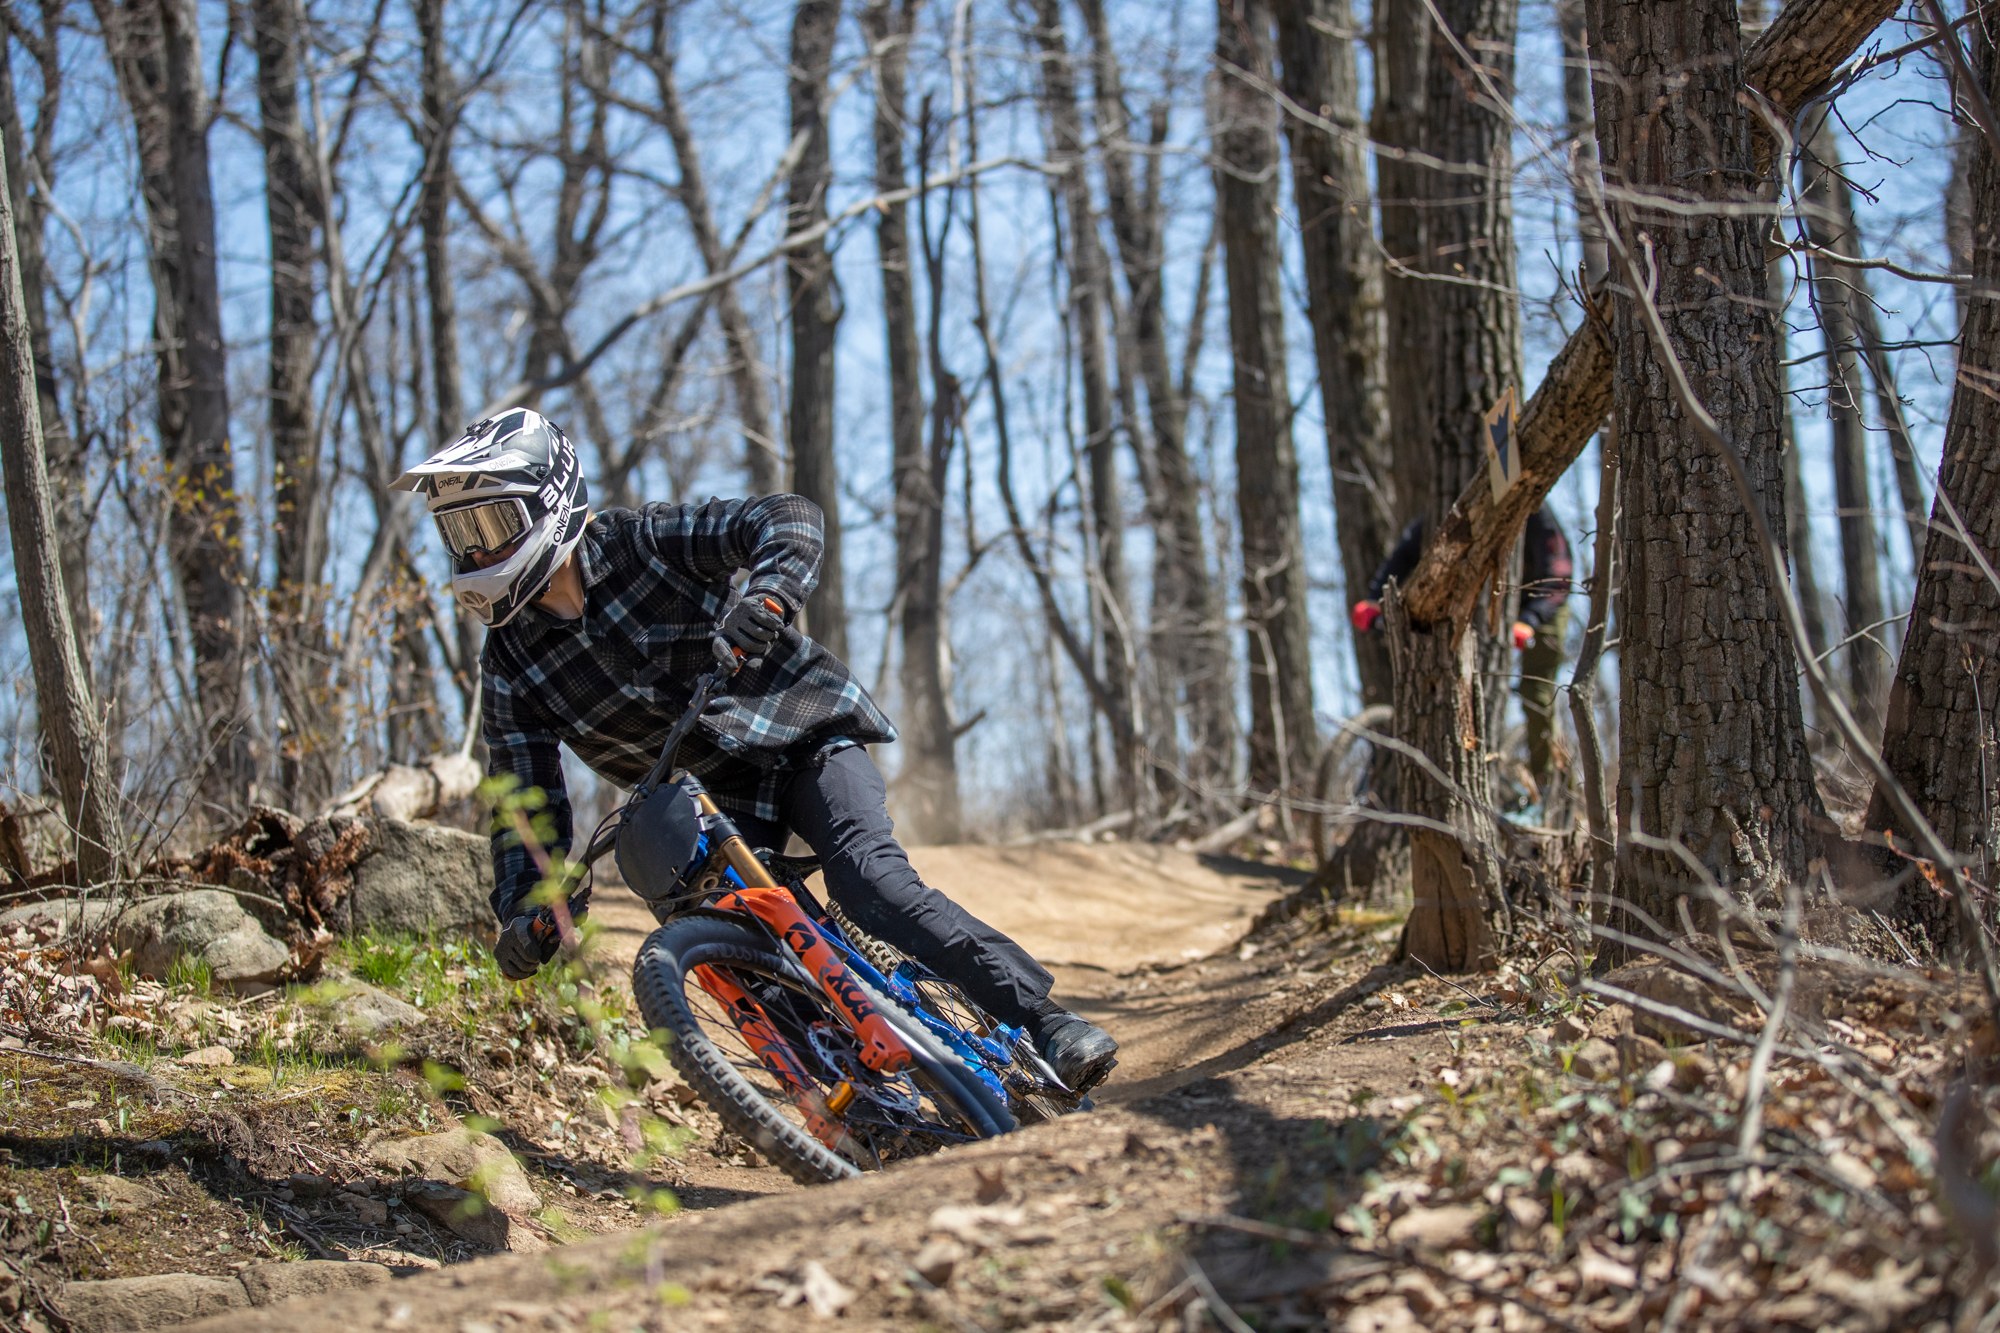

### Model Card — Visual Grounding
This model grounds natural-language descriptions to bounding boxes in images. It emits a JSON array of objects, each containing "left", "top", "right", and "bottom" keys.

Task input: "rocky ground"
[{"left": 4, "top": 831, "right": 1999, "bottom": 1331}]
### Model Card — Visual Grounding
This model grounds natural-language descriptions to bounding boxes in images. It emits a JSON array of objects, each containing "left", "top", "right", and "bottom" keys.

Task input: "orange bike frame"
[
  {"left": 688, "top": 963, "right": 861, "bottom": 1156},
  {"left": 691, "top": 790, "right": 914, "bottom": 1078}
]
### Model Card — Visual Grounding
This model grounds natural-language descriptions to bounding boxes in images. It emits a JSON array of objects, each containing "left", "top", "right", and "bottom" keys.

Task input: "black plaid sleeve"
[
  {"left": 482, "top": 663, "right": 574, "bottom": 923},
  {"left": 638, "top": 494, "right": 824, "bottom": 616}
]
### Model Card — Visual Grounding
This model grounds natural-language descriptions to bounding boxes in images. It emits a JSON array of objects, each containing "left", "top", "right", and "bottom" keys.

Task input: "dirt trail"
[{"left": 184, "top": 844, "right": 1466, "bottom": 1333}]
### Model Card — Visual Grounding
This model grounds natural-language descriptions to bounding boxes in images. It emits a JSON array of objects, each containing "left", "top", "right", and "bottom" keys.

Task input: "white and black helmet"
[{"left": 391, "top": 409, "right": 588, "bottom": 628}]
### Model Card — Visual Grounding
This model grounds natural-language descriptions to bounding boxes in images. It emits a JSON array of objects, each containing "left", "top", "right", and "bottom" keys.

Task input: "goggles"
[{"left": 435, "top": 497, "right": 529, "bottom": 559}]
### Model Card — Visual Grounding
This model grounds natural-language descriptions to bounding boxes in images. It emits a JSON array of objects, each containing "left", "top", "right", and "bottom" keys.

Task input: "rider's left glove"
[
  {"left": 713, "top": 596, "right": 788, "bottom": 666},
  {"left": 494, "top": 909, "right": 562, "bottom": 980}
]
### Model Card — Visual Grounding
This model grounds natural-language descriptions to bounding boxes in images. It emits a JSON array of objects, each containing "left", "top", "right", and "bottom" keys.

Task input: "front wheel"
[{"left": 632, "top": 914, "right": 1015, "bottom": 1185}]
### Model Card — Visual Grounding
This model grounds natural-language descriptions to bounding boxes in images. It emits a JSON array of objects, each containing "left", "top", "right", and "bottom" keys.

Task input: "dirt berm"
[{"left": 169, "top": 839, "right": 1470, "bottom": 1331}]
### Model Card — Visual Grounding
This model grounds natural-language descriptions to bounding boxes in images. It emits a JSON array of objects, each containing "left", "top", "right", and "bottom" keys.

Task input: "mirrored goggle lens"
[{"left": 436, "top": 500, "right": 528, "bottom": 557}]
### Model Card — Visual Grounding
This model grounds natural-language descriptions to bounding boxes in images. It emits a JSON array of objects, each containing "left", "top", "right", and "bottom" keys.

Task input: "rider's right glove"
[
  {"left": 1351, "top": 600, "right": 1383, "bottom": 634},
  {"left": 713, "top": 595, "right": 788, "bottom": 666},
  {"left": 494, "top": 909, "right": 562, "bottom": 980}
]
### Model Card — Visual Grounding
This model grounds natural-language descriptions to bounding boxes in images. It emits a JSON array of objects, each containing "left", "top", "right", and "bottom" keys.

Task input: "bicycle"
[{"left": 534, "top": 659, "right": 1089, "bottom": 1184}]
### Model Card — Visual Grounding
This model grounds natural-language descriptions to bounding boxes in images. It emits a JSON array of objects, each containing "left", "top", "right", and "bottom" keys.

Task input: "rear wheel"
[
  {"left": 631, "top": 915, "right": 1014, "bottom": 1184},
  {"left": 1310, "top": 704, "right": 1394, "bottom": 874}
]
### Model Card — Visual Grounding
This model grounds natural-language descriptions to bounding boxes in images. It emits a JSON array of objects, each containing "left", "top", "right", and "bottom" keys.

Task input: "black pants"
[{"left": 720, "top": 747, "right": 1055, "bottom": 1029}]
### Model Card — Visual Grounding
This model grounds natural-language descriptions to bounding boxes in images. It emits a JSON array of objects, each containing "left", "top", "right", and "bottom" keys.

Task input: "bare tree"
[
  {"left": 1274, "top": 0, "right": 1394, "bottom": 710},
  {"left": 786, "top": 0, "right": 850, "bottom": 658},
  {"left": 415, "top": 0, "right": 462, "bottom": 448},
  {"left": 1867, "top": 19, "right": 2000, "bottom": 954},
  {"left": 1589, "top": 0, "right": 1823, "bottom": 932},
  {"left": 0, "top": 127, "right": 121, "bottom": 882},
  {"left": 1800, "top": 111, "right": 1889, "bottom": 734},
  {"left": 92, "top": 0, "right": 252, "bottom": 803},
  {"left": 1215, "top": 0, "right": 1314, "bottom": 800}
]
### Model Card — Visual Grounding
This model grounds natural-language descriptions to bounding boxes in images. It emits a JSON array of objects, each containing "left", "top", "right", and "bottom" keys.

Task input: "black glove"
[
  {"left": 713, "top": 596, "right": 787, "bottom": 666},
  {"left": 494, "top": 910, "right": 561, "bottom": 980}
]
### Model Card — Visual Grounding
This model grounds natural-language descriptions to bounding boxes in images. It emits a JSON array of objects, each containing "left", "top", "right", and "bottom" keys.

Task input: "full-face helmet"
[{"left": 390, "top": 409, "right": 588, "bottom": 627}]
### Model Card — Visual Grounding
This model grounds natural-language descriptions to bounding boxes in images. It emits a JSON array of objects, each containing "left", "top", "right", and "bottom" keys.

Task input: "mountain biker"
[
  {"left": 1349, "top": 505, "right": 1574, "bottom": 792},
  {"left": 391, "top": 409, "right": 1120, "bottom": 1092}
]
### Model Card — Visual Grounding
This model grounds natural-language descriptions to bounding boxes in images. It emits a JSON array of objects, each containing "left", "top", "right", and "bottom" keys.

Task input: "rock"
[
  {"left": 1615, "top": 1032, "right": 1670, "bottom": 1076},
  {"left": 1550, "top": 1014, "right": 1589, "bottom": 1045},
  {"left": 302, "top": 979, "right": 426, "bottom": 1038},
  {"left": 341, "top": 819, "right": 494, "bottom": 938},
  {"left": 368, "top": 1129, "right": 540, "bottom": 1216},
  {"left": 239, "top": 1259, "right": 392, "bottom": 1306},
  {"left": 0, "top": 899, "right": 117, "bottom": 940},
  {"left": 179, "top": 1045, "right": 235, "bottom": 1067},
  {"left": 340, "top": 1191, "right": 389, "bottom": 1226},
  {"left": 911, "top": 1238, "right": 963, "bottom": 1287},
  {"left": 59, "top": 1273, "right": 249, "bottom": 1332},
  {"left": 74, "top": 1174, "right": 166, "bottom": 1214},
  {"left": 1569, "top": 1037, "right": 1621, "bottom": 1081},
  {"left": 285, "top": 1172, "right": 336, "bottom": 1199},
  {"left": 1597, "top": 960, "right": 1759, "bottom": 1044},
  {"left": 1385, "top": 1203, "right": 1484, "bottom": 1252},
  {"left": 113, "top": 890, "right": 291, "bottom": 992},
  {"left": 403, "top": 1182, "right": 543, "bottom": 1252}
]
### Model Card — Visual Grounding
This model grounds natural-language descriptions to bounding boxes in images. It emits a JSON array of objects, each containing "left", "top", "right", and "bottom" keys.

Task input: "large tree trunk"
[
  {"left": 1275, "top": 0, "right": 1396, "bottom": 710},
  {"left": 0, "top": 28, "right": 87, "bottom": 642},
  {"left": 1382, "top": 0, "right": 1520, "bottom": 971},
  {"left": 254, "top": 0, "right": 336, "bottom": 810},
  {"left": 1031, "top": 0, "right": 1142, "bottom": 811},
  {"left": 862, "top": 0, "right": 959, "bottom": 841},
  {"left": 1801, "top": 112, "right": 1889, "bottom": 734},
  {"left": 1080, "top": 0, "right": 1234, "bottom": 803},
  {"left": 415, "top": 0, "right": 462, "bottom": 447},
  {"left": 786, "top": 0, "right": 849, "bottom": 660},
  {"left": 0, "top": 130, "right": 122, "bottom": 883},
  {"left": 1215, "top": 0, "right": 1315, "bottom": 798},
  {"left": 1865, "top": 24, "right": 2000, "bottom": 954},
  {"left": 94, "top": 0, "right": 252, "bottom": 805},
  {"left": 1395, "top": 0, "right": 1903, "bottom": 634},
  {"left": 1591, "top": 0, "right": 1823, "bottom": 934}
]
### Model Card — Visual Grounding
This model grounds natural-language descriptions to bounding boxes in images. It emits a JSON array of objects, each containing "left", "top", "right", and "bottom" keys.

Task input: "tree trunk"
[
  {"left": 1590, "top": 0, "right": 1824, "bottom": 934},
  {"left": 1032, "top": 0, "right": 1142, "bottom": 811},
  {"left": 786, "top": 0, "right": 848, "bottom": 660},
  {"left": 254, "top": 0, "right": 336, "bottom": 810},
  {"left": 0, "top": 32, "right": 87, "bottom": 642},
  {"left": 1275, "top": 0, "right": 1396, "bottom": 710},
  {"left": 1215, "top": 0, "right": 1315, "bottom": 797},
  {"left": 94, "top": 0, "right": 252, "bottom": 804},
  {"left": 1382, "top": 0, "right": 1521, "bottom": 970},
  {"left": 1395, "top": 0, "right": 1903, "bottom": 633},
  {"left": 1865, "top": 23, "right": 2000, "bottom": 953},
  {"left": 862, "top": 0, "right": 959, "bottom": 841},
  {"left": 0, "top": 130, "right": 121, "bottom": 883},
  {"left": 1373, "top": 1, "right": 1429, "bottom": 479},
  {"left": 1801, "top": 112, "right": 1889, "bottom": 733},
  {"left": 416, "top": 0, "right": 462, "bottom": 447},
  {"left": 1557, "top": 0, "right": 1608, "bottom": 287},
  {"left": 1081, "top": 0, "right": 1235, "bottom": 801}
]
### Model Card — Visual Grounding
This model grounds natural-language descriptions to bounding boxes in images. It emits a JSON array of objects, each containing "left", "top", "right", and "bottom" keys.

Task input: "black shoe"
[{"left": 1037, "top": 1014, "right": 1119, "bottom": 1092}]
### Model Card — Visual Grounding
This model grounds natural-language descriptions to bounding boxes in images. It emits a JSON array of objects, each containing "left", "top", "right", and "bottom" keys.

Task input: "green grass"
[{"left": 165, "top": 955, "right": 213, "bottom": 995}]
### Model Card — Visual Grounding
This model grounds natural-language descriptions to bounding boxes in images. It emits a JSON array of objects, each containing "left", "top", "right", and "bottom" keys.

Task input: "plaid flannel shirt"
[{"left": 480, "top": 495, "right": 896, "bottom": 922}]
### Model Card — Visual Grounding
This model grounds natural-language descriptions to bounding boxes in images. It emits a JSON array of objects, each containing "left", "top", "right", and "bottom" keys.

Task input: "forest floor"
[{"left": 4, "top": 836, "right": 1997, "bottom": 1331}]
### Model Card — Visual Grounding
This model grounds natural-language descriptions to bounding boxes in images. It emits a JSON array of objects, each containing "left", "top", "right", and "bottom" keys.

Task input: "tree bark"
[
  {"left": 1215, "top": 0, "right": 1315, "bottom": 797},
  {"left": 786, "top": 0, "right": 849, "bottom": 659},
  {"left": 1396, "top": 0, "right": 1902, "bottom": 633},
  {"left": 1081, "top": 0, "right": 1235, "bottom": 799},
  {"left": 1382, "top": 0, "right": 1521, "bottom": 971},
  {"left": 1275, "top": 0, "right": 1396, "bottom": 710},
  {"left": 1801, "top": 112, "right": 1889, "bottom": 734},
  {"left": 415, "top": 0, "right": 463, "bottom": 448},
  {"left": 254, "top": 0, "right": 337, "bottom": 810},
  {"left": 1031, "top": 0, "right": 1142, "bottom": 810},
  {"left": 0, "top": 129, "right": 121, "bottom": 883},
  {"left": 1866, "top": 22, "right": 2000, "bottom": 953},
  {"left": 1590, "top": 0, "right": 1824, "bottom": 933},
  {"left": 862, "top": 0, "right": 959, "bottom": 841},
  {"left": 0, "top": 25, "right": 87, "bottom": 641},
  {"left": 93, "top": 0, "right": 252, "bottom": 804}
]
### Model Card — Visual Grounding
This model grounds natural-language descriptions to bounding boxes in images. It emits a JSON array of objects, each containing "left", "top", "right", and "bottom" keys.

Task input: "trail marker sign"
[{"left": 1483, "top": 386, "right": 1520, "bottom": 500}]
